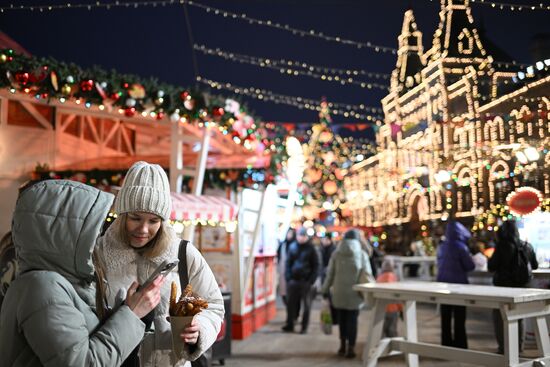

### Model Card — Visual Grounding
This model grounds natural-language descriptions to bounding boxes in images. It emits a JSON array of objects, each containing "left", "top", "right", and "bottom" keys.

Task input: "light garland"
[
  {"left": 185, "top": 1, "right": 396, "bottom": 54},
  {"left": 196, "top": 76, "right": 384, "bottom": 121},
  {"left": 193, "top": 44, "right": 390, "bottom": 91},
  {"left": 469, "top": 0, "right": 550, "bottom": 11},
  {"left": 0, "top": 1, "right": 397, "bottom": 54}
]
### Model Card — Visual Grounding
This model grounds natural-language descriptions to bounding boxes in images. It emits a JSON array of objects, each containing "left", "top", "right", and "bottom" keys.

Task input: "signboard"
[{"left": 506, "top": 187, "right": 542, "bottom": 216}]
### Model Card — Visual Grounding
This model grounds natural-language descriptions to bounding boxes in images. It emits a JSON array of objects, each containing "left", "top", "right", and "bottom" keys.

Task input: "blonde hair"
[{"left": 112, "top": 213, "right": 172, "bottom": 259}]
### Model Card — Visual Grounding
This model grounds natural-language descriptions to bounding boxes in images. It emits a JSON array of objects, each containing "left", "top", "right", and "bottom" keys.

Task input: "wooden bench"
[{"left": 354, "top": 281, "right": 550, "bottom": 367}]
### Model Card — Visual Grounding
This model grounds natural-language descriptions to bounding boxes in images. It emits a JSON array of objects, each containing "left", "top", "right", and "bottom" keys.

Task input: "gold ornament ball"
[
  {"left": 0, "top": 54, "right": 7, "bottom": 63},
  {"left": 61, "top": 84, "right": 72, "bottom": 95},
  {"left": 323, "top": 180, "right": 338, "bottom": 195}
]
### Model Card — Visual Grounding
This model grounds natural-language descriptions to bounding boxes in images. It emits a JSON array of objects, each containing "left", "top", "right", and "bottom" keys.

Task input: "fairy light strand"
[
  {"left": 469, "top": 0, "right": 550, "bottom": 11},
  {"left": 193, "top": 44, "right": 390, "bottom": 80},
  {"left": 0, "top": 1, "right": 397, "bottom": 54},
  {"left": 428, "top": 0, "right": 550, "bottom": 11},
  {"left": 193, "top": 44, "right": 390, "bottom": 91},
  {"left": 196, "top": 76, "right": 384, "bottom": 121}
]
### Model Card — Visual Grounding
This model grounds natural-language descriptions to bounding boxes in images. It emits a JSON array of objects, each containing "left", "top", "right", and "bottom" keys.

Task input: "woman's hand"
[
  {"left": 126, "top": 275, "right": 165, "bottom": 318},
  {"left": 180, "top": 318, "right": 200, "bottom": 345}
]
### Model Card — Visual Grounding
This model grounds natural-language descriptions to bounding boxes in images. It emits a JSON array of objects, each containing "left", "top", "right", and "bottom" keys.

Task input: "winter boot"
[
  {"left": 345, "top": 345, "right": 356, "bottom": 359},
  {"left": 337, "top": 340, "right": 346, "bottom": 356}
]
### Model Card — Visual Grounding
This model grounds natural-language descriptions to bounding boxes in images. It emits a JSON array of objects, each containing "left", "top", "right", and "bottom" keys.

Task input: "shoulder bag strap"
[{"left": 178, "top": 239, "right": 190, "bottom": 288}]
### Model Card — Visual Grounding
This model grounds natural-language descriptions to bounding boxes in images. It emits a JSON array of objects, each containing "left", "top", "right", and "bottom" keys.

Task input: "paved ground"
[{"left": 218, "top": 298, "right": 539, "bottom": 367}]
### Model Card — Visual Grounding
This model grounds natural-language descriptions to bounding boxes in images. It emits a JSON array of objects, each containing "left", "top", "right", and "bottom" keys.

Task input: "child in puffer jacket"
[{"left": 376, "top": 258, "right": 403, "bottom": 337}]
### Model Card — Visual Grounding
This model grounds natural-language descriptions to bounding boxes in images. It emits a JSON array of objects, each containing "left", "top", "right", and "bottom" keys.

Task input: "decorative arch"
[
  {"left": 455, "top": 166, "right": 476, "bottom": 213},
  {"left": 488, "top": 160, "right": 512, "bottom": 205}
]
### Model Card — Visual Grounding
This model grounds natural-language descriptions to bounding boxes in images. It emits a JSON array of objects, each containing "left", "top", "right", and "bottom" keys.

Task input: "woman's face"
[{"left": 125, "top": 212, "right": 162, "bottom": 248}]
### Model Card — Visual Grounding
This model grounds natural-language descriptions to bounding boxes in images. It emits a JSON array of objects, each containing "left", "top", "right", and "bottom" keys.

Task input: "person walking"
[
  {"left": 277, "top": 227, "right": 296, "bottom": 305},
  {"left": 0, "top": 180, "right": 164, "bottom": 366},
  {"left": 376, "top": 258, "right": 403, "bottom": 338},
  {"left": 488, "top": 220, "right": 538, "bottom": 354},
  {"left": 436, "top": 220, "right": 476, "bottom": 349},
  {"left": 282, "top": 227, "right": 320, "bottom": 334},
  {"left": 322, "top": 228, "right": 372, "bottom": 359},
  {"left": 97, "top": 161, "right": 224, "bottom": 366}
]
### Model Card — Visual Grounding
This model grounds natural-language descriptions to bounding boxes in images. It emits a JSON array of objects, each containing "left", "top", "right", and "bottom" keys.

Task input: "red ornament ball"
[
  {"left": 212, "top": 107, "right": 225, "bottom": 117},
  {"left": 156, "top": 112, "right": 165, "bottom": 120},
  {"left": 15, "top": 72, "right": 29, "bottom": 85},
  {"left": 109, "top": 92, "right": 120, "bottom": 101},
  {"left": 124, "top": 107, "right": 136, "bottom": 117},
  {"left": 80, "top": 79, "right": 94, "bottom": 92},
  {"left": 180, "top": 91, "right": 190, "bottom": 101}
]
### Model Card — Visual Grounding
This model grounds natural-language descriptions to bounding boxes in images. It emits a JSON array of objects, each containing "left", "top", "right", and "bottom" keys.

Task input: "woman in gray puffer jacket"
[
  {"left": 0, "top": 180, "right": 163, "bottom": 367},
  {"left": 322, "top": 229, "right": 372, "bottom": 360}
]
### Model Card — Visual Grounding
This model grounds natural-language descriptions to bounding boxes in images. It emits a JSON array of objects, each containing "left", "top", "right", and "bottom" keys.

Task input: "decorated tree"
[{"left": 301, "top": 100, "right": 353, "bottom": 221}]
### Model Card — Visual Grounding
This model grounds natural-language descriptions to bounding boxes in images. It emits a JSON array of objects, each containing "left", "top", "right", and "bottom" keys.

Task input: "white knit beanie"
[{"left": 114, "top": 161, "right": 172, "bottom": 220}]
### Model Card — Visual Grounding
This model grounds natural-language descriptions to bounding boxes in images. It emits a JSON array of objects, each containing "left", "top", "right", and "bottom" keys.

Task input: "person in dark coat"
[
  {"left": 488, "top": 220, "right": 538, "bottom": 354},
  {"left": 436, "top": 220, "right": 475, "bottom": 349},
  {"left": 277, "top": 228, "right": 297, "bottom": 305},
  {"left": 282, "top": 227, "right": 320, "bottom": 334}
]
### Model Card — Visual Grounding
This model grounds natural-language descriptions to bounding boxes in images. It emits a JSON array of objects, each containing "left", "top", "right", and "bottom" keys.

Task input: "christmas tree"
[{"left": 301, "top": 100, "right": 353, "bottom": 221}]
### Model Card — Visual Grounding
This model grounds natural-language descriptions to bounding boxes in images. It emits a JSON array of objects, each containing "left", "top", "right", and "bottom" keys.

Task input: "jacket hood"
[
  {"left": 444, "top": 221, "right": 471, "bottom": 245},
  {"left": 337, "top": 238, "right": 362, "bottom": 256},
  {"left": 12, "top": 180, "right": 114, "bottom": 283}
]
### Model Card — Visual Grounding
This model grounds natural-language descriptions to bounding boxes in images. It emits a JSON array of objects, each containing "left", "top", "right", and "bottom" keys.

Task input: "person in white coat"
[{"left": 97, "top": 161, "right": 224, "bottom": 367}]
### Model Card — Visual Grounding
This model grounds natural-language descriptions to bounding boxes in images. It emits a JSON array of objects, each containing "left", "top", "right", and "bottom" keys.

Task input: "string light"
[
  {"left": 196, "top": 76, "right": 384, "bottom": 121},
  {"left": 193, "top": 44, "right": 390, "bottom": 91},
  {"left": 428, "top": 0, "right": 550, "bottom": 11},
  {"left": 194, "top": 48, "right": 390, "bottom": 80},
  {"left": 469, "top": 0, "right": 550, "bottom": 11},
  {"left": 186, "top": 1, "right": 396, "bottom": 54},
  {"left": 0, "top": 1, "right": 181, "bottom": 12},
  {"left": 0, "top": 1, "right": 397, "bottom": 54}
]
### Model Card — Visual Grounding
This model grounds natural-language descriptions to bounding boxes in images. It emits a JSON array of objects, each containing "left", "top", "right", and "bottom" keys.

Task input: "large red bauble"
[{"left": 506, "top": 187, "right": 542, "bottom": 216}]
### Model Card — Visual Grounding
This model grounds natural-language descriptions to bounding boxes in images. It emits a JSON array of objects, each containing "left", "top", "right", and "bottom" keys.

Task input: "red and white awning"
[{"left": 170, "top": 193, "right": 238, "bottom": 223}]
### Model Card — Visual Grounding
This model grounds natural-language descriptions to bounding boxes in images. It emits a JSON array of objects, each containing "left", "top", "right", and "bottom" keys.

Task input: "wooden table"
[
  {"left": 384, "top": 255, "right": 436, "bottom": 280},
  {"left": 354, "top": 281, "right": 550, "bottom": 367}
]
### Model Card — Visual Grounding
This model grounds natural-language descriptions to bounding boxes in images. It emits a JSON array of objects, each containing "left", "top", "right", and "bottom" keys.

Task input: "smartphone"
[{"left": 137, "top": 259, "right": 179, "bottom": 291}]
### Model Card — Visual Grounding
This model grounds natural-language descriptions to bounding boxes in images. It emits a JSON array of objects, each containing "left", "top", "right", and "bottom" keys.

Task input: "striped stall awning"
[{"left": 170, "top": 193, "right": 239, "bottom": 223}]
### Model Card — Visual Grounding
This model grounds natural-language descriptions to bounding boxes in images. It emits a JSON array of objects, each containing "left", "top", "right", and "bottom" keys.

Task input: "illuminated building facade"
[{"left": 344, "top": 0, "right": 549, "bottom": 234}]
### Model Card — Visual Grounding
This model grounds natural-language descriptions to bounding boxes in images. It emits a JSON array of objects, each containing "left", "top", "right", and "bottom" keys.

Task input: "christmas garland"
[
  {"left": 0, "top": 48, "right": 287, "bottom": 153},
  {"left": 34, "top": 166, "right": 278, "bottom": 192}
]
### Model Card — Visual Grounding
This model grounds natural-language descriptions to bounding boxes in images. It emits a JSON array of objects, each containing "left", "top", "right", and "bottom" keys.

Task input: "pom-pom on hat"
[{"left": 114, "top": 161, "right": 171, "bottom": 220}]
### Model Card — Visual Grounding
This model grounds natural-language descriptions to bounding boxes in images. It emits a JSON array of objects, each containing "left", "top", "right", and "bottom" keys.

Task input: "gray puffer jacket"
[
  {"left": 321, "top": 238, "right": 372, "bottom": 310},
  {"left": 0, "top": 180, "right": 146, "bottom": 367}
]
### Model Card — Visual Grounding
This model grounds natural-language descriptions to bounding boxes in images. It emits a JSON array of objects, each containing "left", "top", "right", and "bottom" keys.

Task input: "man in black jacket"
[{"left": 282, "top": 227, "right": 320, "bottom": 334}]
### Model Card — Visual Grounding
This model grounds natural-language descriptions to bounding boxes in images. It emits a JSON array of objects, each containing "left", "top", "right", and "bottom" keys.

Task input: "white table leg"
[
  {"left": 403, "top": 300, "right": 419, "bottom": 367},
  {"left": 534, "top": 315, "right": 550, "bottom": 357},
  {"left": 397, "top": 263, "right": 404, "bottom": 280},
  {"left": 363, "top": 299, "right": 387, "bottom": 367},
  {"left": 502, "top": 306, "right": 520, "bottom": 366}
]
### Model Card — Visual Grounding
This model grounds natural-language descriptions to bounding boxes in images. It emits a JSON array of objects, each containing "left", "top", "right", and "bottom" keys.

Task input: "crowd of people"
[
  {"left": 0, "top": 160, "right": 541, "bottom": 365},
  {"left": 277, "top": 217, "right": 539, "bottom": 359}
]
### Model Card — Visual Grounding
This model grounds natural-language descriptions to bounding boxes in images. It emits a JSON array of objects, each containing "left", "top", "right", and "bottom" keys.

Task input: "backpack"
[{"left": 511, "top": 242, "right": 532, "bottom": 286}]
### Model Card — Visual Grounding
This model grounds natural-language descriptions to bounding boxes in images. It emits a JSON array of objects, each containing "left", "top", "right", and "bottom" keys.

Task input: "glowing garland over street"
[
  {"left": 193, "top": 44, "right": 390, "bottom": 91},
  {"left": 196, "top": 76, "right": 384, "bottom": 121}
]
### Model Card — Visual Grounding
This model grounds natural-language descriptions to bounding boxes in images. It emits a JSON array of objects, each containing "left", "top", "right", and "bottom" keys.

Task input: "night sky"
[{"left": 0, "top": 0, "right": 548, "bottom": 131}]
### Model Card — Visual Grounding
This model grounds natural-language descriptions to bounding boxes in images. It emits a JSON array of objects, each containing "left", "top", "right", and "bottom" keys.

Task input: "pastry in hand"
[{"left": 170, "top": 283, "right": 208, "bottom": 317}]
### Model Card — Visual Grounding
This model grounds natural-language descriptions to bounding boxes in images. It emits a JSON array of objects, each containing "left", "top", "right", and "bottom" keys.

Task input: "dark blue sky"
[{"left": 0, "top": 0, "right": 548, "bottom": 128}]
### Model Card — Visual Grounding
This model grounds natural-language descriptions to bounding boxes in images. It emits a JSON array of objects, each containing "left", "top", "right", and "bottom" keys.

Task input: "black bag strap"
[{"left": 178, "top": 239, "right": 190, "bottom": 288}]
